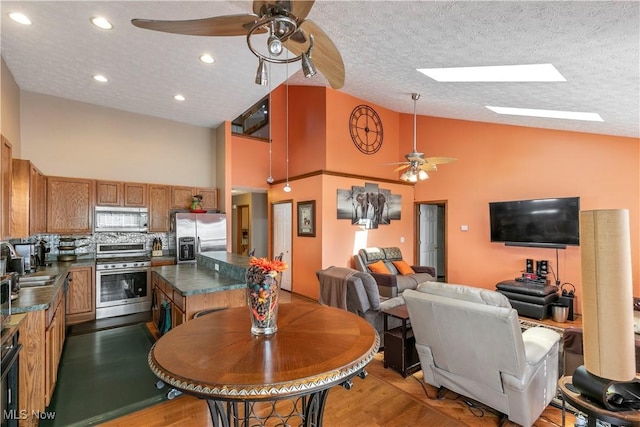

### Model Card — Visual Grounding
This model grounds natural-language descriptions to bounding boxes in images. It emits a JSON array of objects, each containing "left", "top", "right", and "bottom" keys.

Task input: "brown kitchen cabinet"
[
  {"left": 152, "top": 272, "right": 185, "bottom": 331},
  {"left": 149, "top": 184, "right": 170, "bottom": 232},
  {"left": 66, "top": 266, "right": 96, "bottom": 325},
  {"left": 96, "top": 180, "right": 147, "bottom": 207},
  {"left": 170, "top": 186, "right": 218, "bottom": 210},
  {"left": 1, "top": 135, "right": 12, "bottom": 239},
  {"left": 46, "top": 176, "right": 95, "bottom": 234},
  {"left": 11, "top": 159, "right": 47, "bottom": 237},
  {"left": 45, "top": 289, "right": 65, "bottom": 406}
]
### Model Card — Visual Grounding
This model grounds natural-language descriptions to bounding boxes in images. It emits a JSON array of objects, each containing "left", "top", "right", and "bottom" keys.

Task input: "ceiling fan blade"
[
  {"left": 425, "top": 156, "right": 457, "bottom": 164},
  {"left": 283, "top": 19, "right": 345, "bottom": 89},
  {"left": 393, "top": 164, "right": 411, "bottom": 172},
  {"left": 131, "top": 14, "right": 266, "bottom": 37},
  {"left": 418, "top": 163, "right": 438, "bottom": 172},
  {"left": 291, "top": 0, "right": 316, "bottom": 21}
]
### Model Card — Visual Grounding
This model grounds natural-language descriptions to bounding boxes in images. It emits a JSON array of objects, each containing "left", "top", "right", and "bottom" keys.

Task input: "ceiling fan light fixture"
[
  {"left": 255, "top": 58, "right": 268, "bottom": 86},
  {"left": 301, "top": 35, "right": 317, "bottom": 78},
  {"left": 267, "top": 34, "right": 283, "bottom": 56},
  {"left": 301, "top": 52, "right": 316, "bottom": 78},
  {"left": 418, "top": 170, "right": 429, "bottom": 180}
]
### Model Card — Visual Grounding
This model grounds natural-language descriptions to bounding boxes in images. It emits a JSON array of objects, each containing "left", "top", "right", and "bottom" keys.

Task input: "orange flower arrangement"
[
  {"left": 248, "top": 256, "right": 288, "bottom": 274},
  {"left": 246, "top": 257, "right": 288, "bottom": 332}
]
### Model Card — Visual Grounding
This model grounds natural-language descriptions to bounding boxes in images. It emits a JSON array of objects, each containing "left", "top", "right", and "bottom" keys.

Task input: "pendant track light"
[{"left": 284, "top": 53, "right": 291, "bottom": 193}]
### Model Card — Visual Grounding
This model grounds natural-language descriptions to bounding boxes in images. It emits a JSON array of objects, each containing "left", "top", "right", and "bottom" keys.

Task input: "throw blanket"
[{"left": 318, "top": 266, "right": 357, "bottom": 310}]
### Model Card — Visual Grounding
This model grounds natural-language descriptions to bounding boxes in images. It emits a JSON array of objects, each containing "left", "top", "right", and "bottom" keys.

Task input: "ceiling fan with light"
[
  {"left": 131, "top": 0, "right": 345, "bottom": 89},
  {"left": 391, "top": 93, "right": 456, "bottom": 182}
]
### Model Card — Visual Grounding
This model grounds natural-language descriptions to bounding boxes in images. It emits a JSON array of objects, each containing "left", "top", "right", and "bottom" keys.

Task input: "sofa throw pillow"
[
  {"left": 392, "top": 259, "right": 415, "bottom": 275},
  {"left": 368, "top": 260, "right": 391, "bottom": 274}
]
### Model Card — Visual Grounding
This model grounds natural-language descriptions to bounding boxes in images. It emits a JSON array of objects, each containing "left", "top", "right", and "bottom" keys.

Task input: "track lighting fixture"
[
  {"left": 301, "top": 35, "right": 317, "bottom": 78},
  {"left": 255, "top": 58, "right": 268, "bottom": 86}
]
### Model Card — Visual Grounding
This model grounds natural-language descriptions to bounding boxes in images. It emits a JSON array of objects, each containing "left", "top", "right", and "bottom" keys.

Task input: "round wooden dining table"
[{"left": 148, "top": 302, "right": 380, "bottom": 426}]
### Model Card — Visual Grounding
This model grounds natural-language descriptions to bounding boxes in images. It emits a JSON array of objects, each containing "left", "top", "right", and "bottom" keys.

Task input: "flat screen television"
[{"left": 489, "top": 197, "right": 580, "bottom": 248}]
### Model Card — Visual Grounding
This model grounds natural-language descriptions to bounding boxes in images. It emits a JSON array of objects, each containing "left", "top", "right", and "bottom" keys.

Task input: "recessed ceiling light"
[
  {"left": 9, "top": 12, "right": 32, "bottom": 25},
  {"left": 199, "top": 54, "right": 214, "bottom": 64},
  {"left": 93, "top": 75, "right": 108, "bottom": 83},
  {"left": 91, "top": 16, "right": 113, "bottom": 30},
  {"left": 486, "top": 106, "right": 603, "bottom": 122},
  {"left": 174, "top": 95, "right": 186, "bottom": 101},
  {"left": 417, "top": 64, "right": 566, "bottom": 82}
]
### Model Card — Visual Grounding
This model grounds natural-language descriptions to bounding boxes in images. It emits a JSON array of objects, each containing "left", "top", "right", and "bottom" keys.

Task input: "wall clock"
[{"left": 349, "top": 105, "right": 383, "bottom": 155}]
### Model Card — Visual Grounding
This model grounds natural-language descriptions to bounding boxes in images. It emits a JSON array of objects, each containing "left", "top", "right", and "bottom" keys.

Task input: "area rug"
[{"left": 40, "top": 323, "right": 167, "bottom": 427}]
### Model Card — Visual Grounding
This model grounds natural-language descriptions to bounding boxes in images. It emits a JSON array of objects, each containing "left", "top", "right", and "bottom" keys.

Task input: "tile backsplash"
[{"left": 23, "top": 232, "right": 176, "bottom": 259}]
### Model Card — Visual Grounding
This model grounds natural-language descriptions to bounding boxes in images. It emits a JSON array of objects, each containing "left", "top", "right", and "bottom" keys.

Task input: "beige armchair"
[{"left": 404, "top": 282, "right": 561, "bottom": 427}]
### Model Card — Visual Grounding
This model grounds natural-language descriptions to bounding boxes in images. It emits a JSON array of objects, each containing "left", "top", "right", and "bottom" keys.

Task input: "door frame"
[
  {"left": 415, "top": 201, "right": 447, "bottom": 282},
  {"left": 271, "top": 200, "right": 293, "bottom": 292}
]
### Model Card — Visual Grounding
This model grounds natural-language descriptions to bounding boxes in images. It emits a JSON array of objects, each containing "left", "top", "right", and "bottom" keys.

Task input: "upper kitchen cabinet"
[
  {"left": 1, "top": 136, "right": 12, "bottom": 239},
  {"left": 149, "top": 184, "right": 170, "bottom": 232},
  {"left": 11, "top": 159, "right": 47, "bottom": 237},
  {"left": 47, "top": 177, "right": 95, "bottom": 234},
  {"left": 170, "top": 186, "right": 218, "bottom": 211},
  {"left": 96, "top": 180, "right": 147, "bottom": 207}
]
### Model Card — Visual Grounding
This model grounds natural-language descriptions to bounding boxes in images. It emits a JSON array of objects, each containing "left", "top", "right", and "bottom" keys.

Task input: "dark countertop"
[
  {"left": 152, "top": 263, "right": 246, "bottom": 297},
  {"left": 8, "top": 256, "right": 95, "bottom": 314}
]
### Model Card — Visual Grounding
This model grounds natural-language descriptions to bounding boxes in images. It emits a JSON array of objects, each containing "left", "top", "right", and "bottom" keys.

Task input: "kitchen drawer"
[{"left": 173, "top": 290, "right": 185, "bottom": 312}]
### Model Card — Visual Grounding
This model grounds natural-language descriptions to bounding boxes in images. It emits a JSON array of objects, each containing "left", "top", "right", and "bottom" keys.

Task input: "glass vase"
[{"left": 246, "top": 269, "right": 280, "bottom": 335}]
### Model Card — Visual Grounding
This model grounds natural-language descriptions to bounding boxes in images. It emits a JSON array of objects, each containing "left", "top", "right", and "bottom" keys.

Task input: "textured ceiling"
[{"left": 1, "top": 1, "right": 638, "bottom": 138}]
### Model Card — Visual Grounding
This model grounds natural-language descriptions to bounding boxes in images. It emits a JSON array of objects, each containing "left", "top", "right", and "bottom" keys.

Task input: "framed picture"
[{"left": 297, "top": 200, "right": 316, "bottom": 237}]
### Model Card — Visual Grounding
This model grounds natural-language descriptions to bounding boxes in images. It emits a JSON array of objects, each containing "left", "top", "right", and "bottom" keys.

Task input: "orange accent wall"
[
  {"left": 325, "top": 90, "right": 401, "bottom": 179},
  {"left": 405, "top": 115, "right": 640, "bottom": 308},
  {"left": 230, "top": 133, "right": 270, "bottom": 189},
  {"left": 231, "top": 86, "right": 639, "bottom": 307}
]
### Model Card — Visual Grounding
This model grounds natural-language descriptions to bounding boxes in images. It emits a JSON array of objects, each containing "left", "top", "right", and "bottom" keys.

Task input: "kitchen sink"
[{"left": 18, "top": 275, "right": 58, "bottom": 287}]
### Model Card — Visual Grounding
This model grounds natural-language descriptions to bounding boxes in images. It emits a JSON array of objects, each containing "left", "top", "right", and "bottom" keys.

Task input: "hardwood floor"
[{"left": 99, "top": 291, "right": 575, "bottom": 427}]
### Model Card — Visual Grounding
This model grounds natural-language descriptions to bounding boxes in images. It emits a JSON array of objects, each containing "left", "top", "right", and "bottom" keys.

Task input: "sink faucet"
[{"left": 0, "top": 241, "right": 18, "bottom": 258}]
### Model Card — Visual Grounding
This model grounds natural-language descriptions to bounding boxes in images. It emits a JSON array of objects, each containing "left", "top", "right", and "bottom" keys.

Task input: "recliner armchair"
[
  {"left": 316, "top": 266, "right": 404, "bottom": 345},
  {"left": 404, "top": 282, "right": 561, "bottom": 427}
]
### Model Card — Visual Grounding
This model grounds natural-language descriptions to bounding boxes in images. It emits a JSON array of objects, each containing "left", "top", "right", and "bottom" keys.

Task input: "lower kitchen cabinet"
[
  {"left": 65, "top": 266, "right": 96, "bottom": 325},
  {"left": 45, "top": 291, "right": 65, "bottom": 406},
  {"left": 18, "top": 287, "right": 66, "bottom": 427},
  {"left": 152, "top": 273, "right": 185, "bottom": 331}
]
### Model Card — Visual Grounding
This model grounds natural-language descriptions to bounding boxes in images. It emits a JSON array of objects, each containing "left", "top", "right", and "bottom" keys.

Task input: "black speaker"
[
  {"left": 536, "top": 260, "right": 548, "bottom": 276},
  {"left": 525, "top": 258, "right": 534, "bottom": 274}
]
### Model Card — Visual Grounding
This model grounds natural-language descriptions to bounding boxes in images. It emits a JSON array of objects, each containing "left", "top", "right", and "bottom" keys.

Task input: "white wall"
[
  {"left": 20, "top": 91, "right": 217, "bottom": 187},
  {"left": 1, "top": 57, "right": 21, "bottom": 151}
]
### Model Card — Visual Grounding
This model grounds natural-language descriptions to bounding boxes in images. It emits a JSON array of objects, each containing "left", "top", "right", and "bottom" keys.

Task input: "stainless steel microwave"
[{"left": 94, "top": 206, "right": 149, "bottom": 233}]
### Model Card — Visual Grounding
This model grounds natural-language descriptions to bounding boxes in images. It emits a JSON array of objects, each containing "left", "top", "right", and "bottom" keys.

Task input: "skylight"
[
  {"left": 417, "top": 64, "right": 566, "bottom": 82},
  {"left": 486, "top": 106, "right": 604, "bottom": 122},
  {"left": 9, "top": 12, "right": 32, "bottom": 25}
]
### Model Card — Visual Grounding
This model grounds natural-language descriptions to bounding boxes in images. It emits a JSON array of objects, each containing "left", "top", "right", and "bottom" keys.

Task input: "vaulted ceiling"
[{"left": 2, "top": 1, "right": 638, "bottom": 138}]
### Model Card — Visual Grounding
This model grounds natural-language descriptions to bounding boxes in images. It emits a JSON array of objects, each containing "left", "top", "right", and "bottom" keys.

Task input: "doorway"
[
  {"left": 272, "top": 201, "right": 292, "bottom": 292},
  {"left": 417, "top": 202, "right": 446, "bottom": 281},
  {"left": 236, "top": 205, "right": 250, "bottom": 256}
]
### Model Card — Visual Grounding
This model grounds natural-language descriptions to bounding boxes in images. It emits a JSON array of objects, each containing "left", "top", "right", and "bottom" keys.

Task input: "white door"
[
  {"left": 273, "top": 202, "right": 292, "bottom": 291},
  {"left": 419, "top": 204, "right": 438, "bottom": 275}
]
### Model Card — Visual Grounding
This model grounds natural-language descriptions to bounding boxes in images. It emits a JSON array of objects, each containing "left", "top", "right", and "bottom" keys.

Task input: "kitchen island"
[{"left": 151, "top": 252, "right": 251, "bottom": 328}]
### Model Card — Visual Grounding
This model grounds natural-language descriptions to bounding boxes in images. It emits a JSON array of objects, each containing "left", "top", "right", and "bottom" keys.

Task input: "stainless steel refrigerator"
[{"left": 174, "top": 212, "right": 227, "bottom": 263}]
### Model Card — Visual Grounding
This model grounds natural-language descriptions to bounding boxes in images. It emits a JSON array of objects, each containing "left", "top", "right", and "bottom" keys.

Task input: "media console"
[{"left": 496, "top": 280, "right": 559, "bottom": 320}]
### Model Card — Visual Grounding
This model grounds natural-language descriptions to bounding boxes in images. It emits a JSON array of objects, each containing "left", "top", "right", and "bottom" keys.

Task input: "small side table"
[
  {"left": 382, "top": 304, "right": 420, "bottom": 377},
  {"left": 558, "top": 375, "right": 640, "bottom": 427}
]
